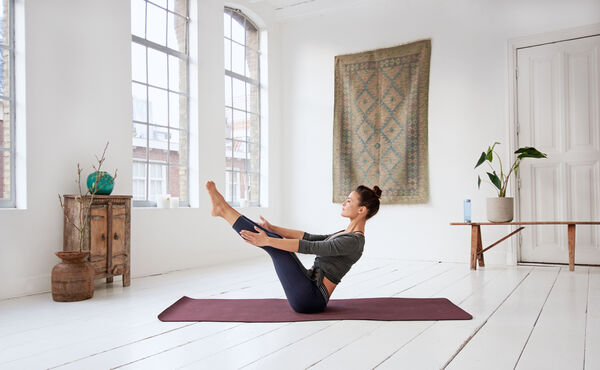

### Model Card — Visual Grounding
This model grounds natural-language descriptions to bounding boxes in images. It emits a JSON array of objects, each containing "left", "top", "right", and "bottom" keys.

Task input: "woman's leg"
[
  {"left": 206, "top": 180, "right": 242, "bottom": 226},
  {"left": 231, "top": 215, "right": 328, "bottom": 313},
  {"left": 205, "top": 181, "right": 327, "bottom": 313}
]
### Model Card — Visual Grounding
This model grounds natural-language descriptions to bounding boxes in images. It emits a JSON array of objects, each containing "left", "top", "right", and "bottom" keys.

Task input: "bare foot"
[{"left": 205, "top": 181, "right": 226, "bottom": 217}]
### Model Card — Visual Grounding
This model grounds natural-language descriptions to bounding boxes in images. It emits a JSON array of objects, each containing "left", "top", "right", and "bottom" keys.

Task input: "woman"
[{"left": 205, "top": 180, "right": 381, "bottom": 313}]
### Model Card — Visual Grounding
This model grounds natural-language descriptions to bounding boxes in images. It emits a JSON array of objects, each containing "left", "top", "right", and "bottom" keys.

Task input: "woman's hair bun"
[{"left": 373, "top": 185, "right": 382, "bottom": 198}]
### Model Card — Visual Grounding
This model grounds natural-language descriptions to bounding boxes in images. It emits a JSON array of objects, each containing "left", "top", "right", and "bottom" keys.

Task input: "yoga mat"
[{"left": 158, "top": 296, "right": 472, "bottom": 322}]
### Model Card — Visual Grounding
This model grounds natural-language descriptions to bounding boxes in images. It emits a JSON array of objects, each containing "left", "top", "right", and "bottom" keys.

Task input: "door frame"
[{"left": 506, "top": 23, "right": 600, "bottom": 266}]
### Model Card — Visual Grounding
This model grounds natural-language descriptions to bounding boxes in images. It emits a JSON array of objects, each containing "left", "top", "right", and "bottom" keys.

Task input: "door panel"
[
  {"left": 517, "top": 35, "right": 600, "bottom": 264},
  {"left": 111, "top": 204, "right": 127, "bottom": 258},
  {"left": 89, "top": 205, "right": 108, "bottom": 268}
]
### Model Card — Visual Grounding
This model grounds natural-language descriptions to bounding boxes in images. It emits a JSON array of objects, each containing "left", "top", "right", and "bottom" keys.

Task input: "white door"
[{"left": 517, "top": 35, "right": 600, "bottom": 265}]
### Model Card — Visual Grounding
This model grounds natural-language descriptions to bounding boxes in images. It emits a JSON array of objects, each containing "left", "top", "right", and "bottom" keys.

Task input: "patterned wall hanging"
[{"left": 333, "top": 39, "right": 431, "bottom": 204}]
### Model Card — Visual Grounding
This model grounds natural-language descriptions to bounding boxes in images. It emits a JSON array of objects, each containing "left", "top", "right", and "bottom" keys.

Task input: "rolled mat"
[{"left": 158, "top": 296, "right": 472, "bottom": 322}]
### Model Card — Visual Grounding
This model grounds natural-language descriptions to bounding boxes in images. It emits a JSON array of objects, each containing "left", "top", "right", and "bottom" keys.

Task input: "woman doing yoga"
[{"left": 206, "top": 180, "right": 382, "bottom": 314}]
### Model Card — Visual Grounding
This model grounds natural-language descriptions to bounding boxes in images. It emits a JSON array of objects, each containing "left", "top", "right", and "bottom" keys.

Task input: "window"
[
  {"left": 0, "top": 0, "right": 14, "bottom": 208},
  {"left": 131, "top": 0, "right": 190, "bottom": 207},
  {"left": 224, "top": 7, "right": 261, "bottom": 207}
]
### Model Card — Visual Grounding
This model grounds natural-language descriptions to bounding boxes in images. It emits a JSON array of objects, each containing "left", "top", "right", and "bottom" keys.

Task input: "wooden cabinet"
[{"left": 62, "top": 195, "right": 132, "bottom": 286}]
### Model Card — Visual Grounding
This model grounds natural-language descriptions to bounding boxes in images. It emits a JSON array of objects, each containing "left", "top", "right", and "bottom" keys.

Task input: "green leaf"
[
  {"left": 478, "top": 175, "right": 481, "bottom": 189},
  {"left": 514, "top": 160, "right": 520, "bottom": 177},
  {"left": 486, "top": 149, "right": 493, "bottom": 162},
  {"left": 475, "top": 152, "right": 486, "bottom": 168},
  {"left": 515, "top": 146, "right": 547, "bottom": 160},
  {"left": 487, "top": 172, "right": 502, "bottom": 190}
]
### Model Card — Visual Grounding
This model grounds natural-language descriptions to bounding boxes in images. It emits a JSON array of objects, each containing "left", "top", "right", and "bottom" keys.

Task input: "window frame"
[
  {"left": 131, "top": 0, "right": 190, "bottom": 208},
  {"left": 224, "top": 6, "right": 261, "bottom": 207},
  {"left": 0, "top": 0, "right": 15, "bottom": 208}
]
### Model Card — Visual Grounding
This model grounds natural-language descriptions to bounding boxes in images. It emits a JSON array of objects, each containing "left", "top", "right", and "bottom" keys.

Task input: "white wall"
[
  {"left": 0, "top": 0, "right": 283, "bottom": 300},
  {"left": 279, "top": 0, "right": 600, "bottom": 263}
]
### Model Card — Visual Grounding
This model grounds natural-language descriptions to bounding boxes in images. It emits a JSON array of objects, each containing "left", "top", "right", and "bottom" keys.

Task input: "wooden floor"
[{"left": 0, "top": 256, "right": 598, "bottom": 369}]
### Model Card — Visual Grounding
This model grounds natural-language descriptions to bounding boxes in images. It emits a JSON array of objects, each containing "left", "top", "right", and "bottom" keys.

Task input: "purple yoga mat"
[{"left": 158, "top": 296, "right": 472, "bottom": 322}]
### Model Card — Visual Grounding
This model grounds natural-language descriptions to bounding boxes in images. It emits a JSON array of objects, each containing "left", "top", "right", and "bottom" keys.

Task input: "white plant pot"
[{"left": 486, "top": 197, "right": 514, "bottom": 222}]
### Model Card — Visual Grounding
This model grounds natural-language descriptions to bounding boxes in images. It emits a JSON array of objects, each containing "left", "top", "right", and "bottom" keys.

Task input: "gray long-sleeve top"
[{"left": 298, "top": 230, "right": 365, "bottom": 284}]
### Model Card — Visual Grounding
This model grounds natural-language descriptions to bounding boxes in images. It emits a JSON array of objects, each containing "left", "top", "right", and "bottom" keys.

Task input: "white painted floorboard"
[{"left": 0, "top": 257, "right": 597, "bottom": 370}]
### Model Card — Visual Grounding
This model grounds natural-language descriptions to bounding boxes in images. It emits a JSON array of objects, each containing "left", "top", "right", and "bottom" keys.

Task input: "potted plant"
[
  {"left": 52, "top": 142, "right": 118, "bottom": 302},
  {"left": 475, "top": 142, "right": 546, "bottom": 222}
]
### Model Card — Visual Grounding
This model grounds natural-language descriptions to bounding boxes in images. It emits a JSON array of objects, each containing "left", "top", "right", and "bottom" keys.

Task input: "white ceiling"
[{"left": 247, "top": 0, "right": 373, "bottom": 21}]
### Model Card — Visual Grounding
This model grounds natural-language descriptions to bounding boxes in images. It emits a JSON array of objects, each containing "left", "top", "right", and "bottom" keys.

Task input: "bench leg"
[
  {"left": 477, "top": 227, "right": 485, "bottom": 267},
  {"left": 470, "top": 225, "right": 481, "bottom": 270},
  {"left": 568, "top": 224, "right": 576, "bottom": 271}
]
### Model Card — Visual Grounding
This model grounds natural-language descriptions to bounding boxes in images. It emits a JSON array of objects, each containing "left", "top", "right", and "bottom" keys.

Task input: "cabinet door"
[
  {"left": 111, "top": 204, "right": 128, "bottom": 266},
  {"left": 89, "top": 205, "right": 108, "bottom": 273}
]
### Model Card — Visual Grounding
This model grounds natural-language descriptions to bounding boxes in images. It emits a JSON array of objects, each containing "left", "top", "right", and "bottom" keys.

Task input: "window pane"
[
  {"left": 232, "top": 151, "right": 246, "bottom": 172},
  {"left": 224, "top": 9, "right": 231, "bottom": 39},
  {"left": 146, "top": 3, "right": 166, "bottom": 46},
  {"left": 167, "top": 12, "right": 187, "bottom": 53},
  {"left": 0, "top": 150, "right": 9, "bottom": 199},
  {"left": 249, "top": 172, "right": 259, "bottom": 204},
  {"left": 148, "top": 48, "right": 167, "bottom": 88},
  {"left": 232, "top": 109, "right": 245, "bottom": 140},
  {"left": 151, "top": 0, "right": 167, "bottom": 8},
  {"left": 131, "top": 42, "right": 146, "bottom": 83},
  {"left": 148, "top": 87, "right": 168, "bottom": 125},
  {"left": 133, "top": 162, "right": 146, "bottom": 177},
  {"left": 169, "top": 165, "right": 188, "bottom": 201},
  {"left": 246, "top": 21, "right": 258, "bottom": 50},
  {"left": 225, "top": 138, "right": 232, "bottom": 160},
  {"left": 0, "top": 48, "right": 9, "bottom": 96},
  {"left": 231, "top": 42, "right": 245, "bottom": 75},
  {"left": 132, "top": 83, "right": 147, "bottom": 122},
  {"left": 169, "top": 92, "right": 186, "bottom": 129},
  {"left": 131, "top": 0, "right": 146, "bottom": 38},
  {"left": 133, "top": 178, "right": 146, "bottom": 200},
  {"left": 240, "top": 172, "right": 249, "bottom": 200},
  {"left": 224, "top": 75, "right": 232, "bottom": 106},
  {"left": 0, "top": 100, "right": 10, "bottom": 147},
  {"left": 248, "top": 143, "right": 259, "bottom": 173},
  {"left": 168, "top": 0, "right": 188, "bottom": 16},
  {"left": 231, "top": 12, "right": 245, "bottom": 44},
  {"left": 169, "top": 129, "right": 188, "bottom": 166},
  {"left": 168, "top": 55, "right": 187, "bottom": 93},
  {"left": 149, "top": 126, "right": 168, "bottom": 162},
  {"left": 150, "top": 163, "right": 164, "bottom": 177},
  {"left": 224, "top": 39, "right": 231, "bottom": 71},
  {"left": 248, "top": 113, "right": 259, "bottom": 143},
  {"left": 232, "top": 78, "right": 245, "bottom": 110},
  {"left": 225, "top": 107, "right": 232, "bottom": 139},
  {"left": 232, "top": 140, "right": 246, "bottom": 162},
  {"left": 246, "top": 48, "right": 259, "bottom": 81},
  {"left": 132, "top": 123, "right": 148, "bottom": 160},
  {"left": 232, "top": 171, "right": 241, "bottom": 203},
  {"left": 246, "top": 83, "right": 259, "bottom": 114}
]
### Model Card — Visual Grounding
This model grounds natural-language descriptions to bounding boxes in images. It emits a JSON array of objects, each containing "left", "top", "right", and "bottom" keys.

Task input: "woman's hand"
[
  {"left": 258, "top": 215, "right": 274, "bottom": 231},
  {"left": 240, "top": 226, "right": 271, "bottom": 247}
]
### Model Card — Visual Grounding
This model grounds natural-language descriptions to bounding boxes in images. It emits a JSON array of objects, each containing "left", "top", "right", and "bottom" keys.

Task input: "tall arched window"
[
  {"left": 131, "top": 0, "right": 190, "bottom": 207},
  {"left": 224, "top": 7, "right": 261, "bottom": 207},
  {"left": 0, "top": 0, "right": 15, "bottom": 208}
]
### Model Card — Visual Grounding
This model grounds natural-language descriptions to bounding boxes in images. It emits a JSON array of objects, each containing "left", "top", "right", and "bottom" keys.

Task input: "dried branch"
[{"left": 58, "top": 141, "right": 117, "bottom": 253}]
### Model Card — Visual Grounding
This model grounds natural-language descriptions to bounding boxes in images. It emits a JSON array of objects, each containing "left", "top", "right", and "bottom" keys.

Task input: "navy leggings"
[{"left": 232, "top": 215, "right": 329, "bottom": 313}]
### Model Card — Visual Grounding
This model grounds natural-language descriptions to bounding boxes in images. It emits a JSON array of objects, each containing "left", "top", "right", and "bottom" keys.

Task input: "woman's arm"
[
  {"left": 240, "top": 227, "right": 299, "bottom": 252},
  {"left": 268, "top": 224, "right": 305, "bottom": 240},
  {"left": 259, "top": 215, "right": 304, "bottom": 239}
]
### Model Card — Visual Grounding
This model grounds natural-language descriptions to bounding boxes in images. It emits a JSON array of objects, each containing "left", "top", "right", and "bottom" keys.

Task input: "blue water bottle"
[{"left": 464, "top": 199, "right": 471, "bottom": 223}]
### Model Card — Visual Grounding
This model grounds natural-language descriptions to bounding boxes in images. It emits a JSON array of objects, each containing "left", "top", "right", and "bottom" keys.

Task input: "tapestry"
[{"left": 333, "top": 39, "right": 431, "bottom": 204}]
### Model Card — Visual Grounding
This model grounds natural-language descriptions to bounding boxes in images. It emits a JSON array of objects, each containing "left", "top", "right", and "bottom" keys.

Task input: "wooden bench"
[{"left": 449, "top": 222, "right": 600, "bottom": 271}]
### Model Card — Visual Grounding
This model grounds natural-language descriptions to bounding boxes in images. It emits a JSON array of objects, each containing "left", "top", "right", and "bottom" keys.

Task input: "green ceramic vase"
[{"left": 86, "top": 171, "right": 114, "bottom": 195}]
